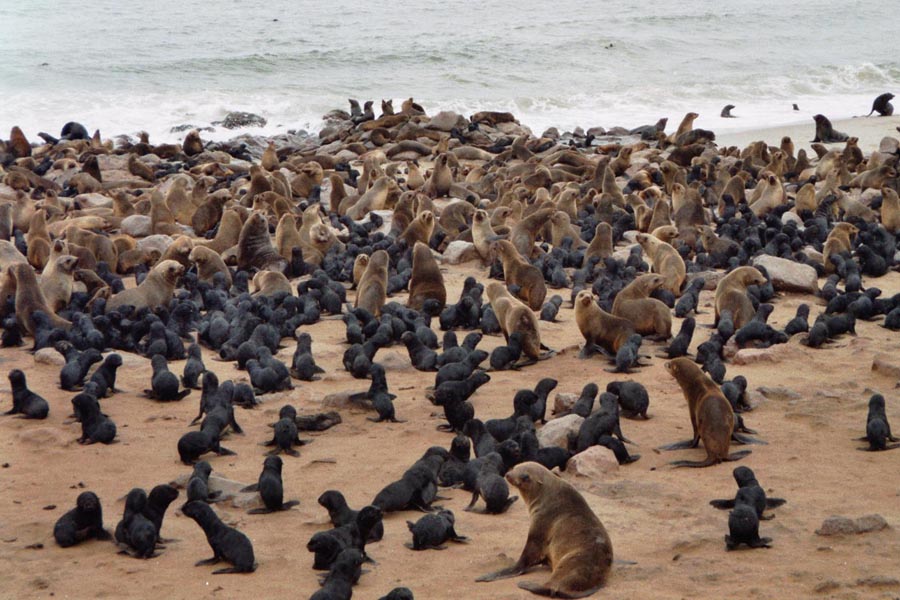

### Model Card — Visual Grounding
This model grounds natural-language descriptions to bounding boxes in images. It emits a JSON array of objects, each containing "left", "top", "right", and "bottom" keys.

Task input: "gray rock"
[
  {"left": 757, "top": 386, "right": 802, "bottom": 401},
  {"left": 537, "top": 414, "right": 584, "bottom": 449},
  {"left": 427, "top": 111, "right": 466, "bottom": 132},
  {"left": 137, "top": 234, "right": 174, "bottom": 255},
  {"left": 442, "top": 241, "right": 480, "bottom": 265},
  {"left": 34, "top": 348, "right": 65, "bottom": 367},
  {"left": 751, "top": 255, "right": 818, "bottom": 293},
  {"left": 878, "top": 136, "right": 899, "bottom": 155},
  {"left": 215, "top": 111, "right": 267, "bottom": 130},
  {"left": 815, "top": 516, "right": 856, "bottom": 536},
  {"left": 567, "top": 446, "right": 619, "bottom": 477},
  {"left": 552, "top": 393, "right": 578, "bottom": 416},
  {"left": 687, "top": 270, "right": 724, "bottom": 290},
  {"left": 120, "top": 215, "right": 153, "bottom": 237},
  {"left": 855, "top": 514, "right": 889, "bottom": 533}
]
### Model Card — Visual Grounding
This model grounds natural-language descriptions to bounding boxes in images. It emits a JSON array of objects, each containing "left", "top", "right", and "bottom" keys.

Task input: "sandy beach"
[{"left": 1, "top": 106, "right": 899, "bottom": 600}]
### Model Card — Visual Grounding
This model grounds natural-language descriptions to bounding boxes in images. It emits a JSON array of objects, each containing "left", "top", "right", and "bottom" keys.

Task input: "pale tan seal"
[
  {"left": 356, "top": 249, "right": 389, "bottom": 316},
  {"left": 189, "top": 246, "right": 232, "bottom": 287},
  {"left": 476, "top": 462, "right": 613, "bottom": 598},
  {"left": 105, "top": 260, "right": 184, "bottom": 313},
  {"left": 407, "top": 242, "right": 446, "bottom": 311},
  {"left": 714, "top": 266, "right": 766, "bottom": 329}
]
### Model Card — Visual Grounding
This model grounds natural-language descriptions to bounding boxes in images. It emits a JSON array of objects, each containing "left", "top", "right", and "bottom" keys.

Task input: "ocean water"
[{"left": 1, "top": 0, "right": 899, "bottom": 143}]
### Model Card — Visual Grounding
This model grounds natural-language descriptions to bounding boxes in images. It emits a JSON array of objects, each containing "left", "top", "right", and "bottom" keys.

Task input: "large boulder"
[
  {"left": 537, "top": 414, "right": 583, "bottom": 449},
  {"left": 752, "top": 255, "right": 818, "bottom": 293},
  {"left": 442, "top": 241, "right": 480, "bottom": 265},
  {"left": 120, "top": 215, "right": 152, "bottom": 238},
  {"left": 427, "top": 111, "right": 467, "bottom": 132},
  {"left": 567, "top": 446, "right": 619, "bottom": 477},
  {"left": 215, "top": 111, "right": 267, "bottom": 130}
]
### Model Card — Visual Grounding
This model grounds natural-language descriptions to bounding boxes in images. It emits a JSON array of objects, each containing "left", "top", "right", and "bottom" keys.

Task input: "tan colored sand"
[{"left": 1, "top": 258, "right": 900, "bottom": 600}]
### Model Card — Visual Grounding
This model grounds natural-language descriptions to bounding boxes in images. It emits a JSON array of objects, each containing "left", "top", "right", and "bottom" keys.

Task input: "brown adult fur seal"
[
  {"left": 400, "top": 210, "right": 435, "bottom": 247},
  {"left": 356, "top": 249, "right": 389, "bottom": 316},
  {"left": 197, "top": 209, "right": 242, "bottom": 255},
  {"left": 191, "top": 191, "right": 229, "bottom": 235},
  {"left": 880, "top": 187, "right": 900, "bottom": 234},
  {"left": 275, "top": 213, "right": 304, "bottom": 262},
  {"left": 407, "top": 242, "right": 446, "bottom": 311},
  {"left": 25, "top": 210, "right": 51, "bottom": 269},
  {"left": 583, "top": 222, "right": 613, "bottom": 266},
  {"left": 811, "top": 114, "right": 848, "bottom": 143},
  {"left": 252, "top": 270, "right": 292, "bottom": 296},
  {"left": 714, "top": 266, "right": 766, "bottom": 329},
  {"left": 493, "top": 240, "right": 546, "bottom": 311},
  {"left": 511, "top": 208, "right": 555, "bottom": 259},
  {"left": 346, "top": 176, "right": 398, "bottom": 220},
  {"left": 424, "top": 154, "right": 453, "bottom": 198},
  {"left": 352, "top": 254, "right": 369, "bottom": 289},
  {"left": 486, "top": 282, "right": 544, "bottom": 362},
  {"left": 549, "top": 211, "right": 587, "bottom": 248},
  {"left": 471, "top": 209, "right": 501, "bottom": 262},
  {"left": 160, "top": 235, "right": 193, "bottom": 269},
  {"left": 574, "top": 290, "right": 635, "bottom": 357},
  {"left": 660, "top": 358, "right": 749, "bottom": 467},
  {"left": 40, "top": 254, "right": 78, "bottom": 312},
  {"left": 822, "top": 222, "right": 859, "bottom": 273},
  {"left": 611, "top": 274, "right": 672, "bottom": 338},
  {"left": 237, "top": 212, "right": 287, "bottom": 273},
  {"left": 476, "top": 462, "right": 612, "bottom": 598},
  {"left": 65, "top": 226, "right": 117, "bottom": 267},
  {"left": 9, "top": 263, "right": 71, "bottom": 334},
  {"left": 166, "top": 177, "right": 195, "bottom": 225},
  {"left": 636, "top": 233, "right": 685, "bottom": 295},
  {"left": 9, "top": 126, "right": 32, "bottom": 158},
  {"left": 105, "top": 260, "right": 184, "bottom": 313},
  {"left": 189, "top": 246, "right": 232, "bottom": 287}
]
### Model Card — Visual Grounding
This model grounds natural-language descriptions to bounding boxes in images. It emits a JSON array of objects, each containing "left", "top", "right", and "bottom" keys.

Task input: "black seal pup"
[
  {"left": 115, "top": 488, "right": 157, "bottom": 558},
  {"left": 406, "top": 509, "right": 468, "bottom": 550},
  {"left": 857, "top": 393, "right": 900, "bottom": 451},
  {"left": 5, "top": 369, "right": 49, "bottom": 419},
  {"left": 186, "top": 461, "right": 221, "bottom": 503},
  {"left": 318, "top": 490, "right": 384, "bottom": 542},
  {"left": 54, "top": 491, "right": 111, "bottom": 547},
  {"left": 242, "top": 456, "right": 300, "bottom": 513},
  {"left": 145, "top": 354, "right": 191, "bottom": 401},
  {"left": 181, "top": 501, "right": 257, "bottom": 573}
]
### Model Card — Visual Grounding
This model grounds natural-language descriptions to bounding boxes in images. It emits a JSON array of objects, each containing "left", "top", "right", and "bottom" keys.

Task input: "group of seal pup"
[{"left": 2, "top": 88, "right": 900, "bottom": 597}]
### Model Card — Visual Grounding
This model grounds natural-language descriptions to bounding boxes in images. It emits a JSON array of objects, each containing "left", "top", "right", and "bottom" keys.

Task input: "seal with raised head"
[
  {"left": 106, "top": 260, "right": 184, "bottom": 314},
  {"left": 573, "top": 290, "right": 636, "bottom": 357},
  {"left": 866, "top": 93, "right": 894, "bottom": 117},
  {"left": 714, "top": 266, "right": 766, "bottom": 330},
  {"left": 811, "top": 114, "right": 848, "bottom": 143},
  {"left": 54, "top": 491, "right": 111, "bottom": 547},
  {"left": 492, "top": 239, "right": 546, "bottom": 311},
  {"left": 407, "top": 241, "right": 446, "bottom": 311},
  {"left": 237, "top": 212, "right": 287, "bottom": 273},
  {"left": 476, "top": 462, "right": 613, "bottom": 598},
  {"left": 659, "top": 357, "right": 750, "bottom": 467},
  {"left": 181, "top": 501, "right": 257, "bottom": 573},
  {"left": 356, "top": 249, "right": 389, "bottom": 317}
]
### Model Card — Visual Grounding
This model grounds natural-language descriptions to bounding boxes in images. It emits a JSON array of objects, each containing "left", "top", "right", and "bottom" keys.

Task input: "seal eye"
[{"left": 521, "top": 474, "right": 530, "bottom": 482}]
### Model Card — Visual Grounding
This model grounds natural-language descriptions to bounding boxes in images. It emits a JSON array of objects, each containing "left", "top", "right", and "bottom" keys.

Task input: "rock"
[
  {"left": 73, "top": 193, "right": 112, "bottom": 209},
  {"left": 751, "top": 255, "right": 818, "bottom": 293},
  {"left": 878, "top": 136, "right": 899, "bottom": 155},
  {"left": 687, "top": 270, "right": 724, "bottom": 291},
  {"left": 322, "top": 392, "right": 358, "bottom": 410},
  {"left": 541, "top": 127, "right": 560, "bottom": 139},
  {"left": 120, "top": 215, "right": 153, "bottom": 238},
  {"left": 34, "top": 348, "right": 64, "bottom": 367},
  {"left": 586, "top": 126, "right": 607, "bottom": 137},
  {"left": 495, "top": 122, "right": 532, "bottom": 137},
  {"left": 137, "top": 234, "right": 174, "bottom": 255},
  {"left": 621, "top": 231, "right": 640, "bottom": 244},
  {"left": 215, "top": 111, "right": 267, "bottom": 130},
  {"left": 732, "top": 344, "right": 796, "bottom": 365},
  {"left": 170, "top": 473, "right": 259, "bottom": 508},
  {"left": 854, "top": 514, "right": 889, "bottom": 533},
  {"left": 442, "top": 241, "right": 480, "bottom": 265},
  {"left": 537, "top": 414, "right": 583, "bottom": 449},
  {"left": 801, "top": 246, "right": 824, "bottom": 264},
  {"left": 427, "top": 111, "right": 466, "bottom": 132},
  {"left": 606, "top": 126, "right": 630, "bottom": 137},
  {"left": 757, "top": 386, "right": 802, "bottom": 401},
  {"left": 780, "top": 211, "right": 803, "bottom": 227},
  {"left": 566, "top": 446, "right": 619, "bottom": 478},
  {"left": 378, "top": 351, "right": 412, "bottom": 371},
  {"left": 816, "top": 514, "right": 889, "bottom": 536},
  {"left": 872, "top": 354, "right": 900, "bottom": 379},
  {"left": 552, "top": 393, "right": 578, "bottom": 415},
  {"left": 815, "top": 516, "right": 857, "bottom": 536}
]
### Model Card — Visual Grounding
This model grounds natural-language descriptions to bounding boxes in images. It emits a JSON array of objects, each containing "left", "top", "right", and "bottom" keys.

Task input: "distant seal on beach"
[
  {"left": 720, "top": 105, "right": 736, "bottom": 118},
  {"left": 866, "top": 93, "right": 894, "bottom": 117},
  {"left": 243, "top": 456, "right": 300, "bottom": 513},
  {"left": 5, "top": 369, "right": 49, "bottom": 418},
  {"left": 476, "top": 462, "right": 613, "bottom": 598},
  {"left": 811, "top": 114, "right": 848, "bottom": 143},
  {"left": 660, "top": 357, "right": 750, "bottom": 467}
]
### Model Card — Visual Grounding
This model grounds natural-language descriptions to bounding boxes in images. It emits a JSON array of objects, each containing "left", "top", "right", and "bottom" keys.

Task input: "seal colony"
[{"left": 1, "top": 93, "right": 900, "bottom": 598}]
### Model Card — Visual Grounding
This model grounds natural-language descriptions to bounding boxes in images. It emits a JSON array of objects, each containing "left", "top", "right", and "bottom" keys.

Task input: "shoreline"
[{"left": 715, "top": 114, "right": 900, "bottom": 154}]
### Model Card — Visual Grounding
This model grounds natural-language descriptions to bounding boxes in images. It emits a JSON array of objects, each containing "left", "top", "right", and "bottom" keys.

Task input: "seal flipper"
[
  {"left": 724, "top": 450, "right": 752, "bottom": 461},
  {"left": 731, "top": 433, "right": 767, "bottom": 445},
  {"left": 709, "top": 499, "right": 736, "bottom": 510},
  {"left": 658, "top": 437, "right": 700, "bottom": 451},
  {"left": 517, "top": 581, "right": 601, "bottom": 599},
  {"left": 196, "top": 556, "right": 220, "bottom": 566}
]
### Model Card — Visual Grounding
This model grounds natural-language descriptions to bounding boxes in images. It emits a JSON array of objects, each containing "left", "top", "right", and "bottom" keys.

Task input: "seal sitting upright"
[{"left": 476, "top": 462, "right": 613, "bottom": 598}]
